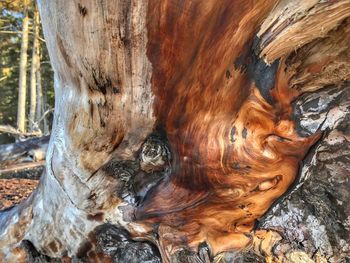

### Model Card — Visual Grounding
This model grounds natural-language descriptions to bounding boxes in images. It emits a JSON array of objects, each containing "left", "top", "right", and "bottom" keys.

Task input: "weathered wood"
[
  {"left": 0, "top": 136, "right": 49, "bottom": 162},
  {"left": 0, "top": 125, "right": 42, "bottom": 137},
  {"left": 0, "top": 161, "right": 45, "bottom": 176},
  {"left": 0, "top": 1, "right": 349, "bottom": 262},
  {"left": 261, "top": 90, "right": 350, "bottom": 263}
]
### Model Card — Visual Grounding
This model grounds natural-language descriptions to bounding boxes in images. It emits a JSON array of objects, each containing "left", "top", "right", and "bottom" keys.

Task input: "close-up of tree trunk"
[{"left": 0, "top": 0, "right": 350, "bottom": 262}]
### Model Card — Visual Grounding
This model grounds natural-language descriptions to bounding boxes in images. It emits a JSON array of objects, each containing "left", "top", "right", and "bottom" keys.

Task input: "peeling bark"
[{"left": 0, "top": 1, "right": 350, "bottom": 262}]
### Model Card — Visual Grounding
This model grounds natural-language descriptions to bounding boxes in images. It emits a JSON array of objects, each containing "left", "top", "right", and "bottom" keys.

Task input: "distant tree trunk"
[
  {"left": 16, "top": 0, "right": 29, "bottom": 134},
  {"left": 29, "top": 6, "right": 40, "bottom": 133},
  {"left": 1, "top": 1, "right": 350, "bottom": 263},
  {"left": 35, "top": 54, "right": 43, "bottom": 132},
  {"left": 41, "top": 73, "right": 50, "bottom": 135}
]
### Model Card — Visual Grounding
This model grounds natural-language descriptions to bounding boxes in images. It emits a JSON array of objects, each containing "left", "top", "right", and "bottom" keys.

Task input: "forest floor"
[
  {"left": 0, "top": 166, "right": 42, "bottom": 210},
  {"left": 0, "top": 178, "right": 38, "bottom": 209}
]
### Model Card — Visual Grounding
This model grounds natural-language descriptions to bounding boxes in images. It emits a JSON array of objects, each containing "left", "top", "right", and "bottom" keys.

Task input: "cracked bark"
[{"left": 0, "top": 0, "right": 350, "bottom": 262}]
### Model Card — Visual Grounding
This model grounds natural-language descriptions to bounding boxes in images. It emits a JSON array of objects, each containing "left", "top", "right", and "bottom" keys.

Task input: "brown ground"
[
  {"left": 0, "top": 165, "right": 43, "bottom": 210},
  {"left": 0, "top": 178, "right": 38, "bottom": 210}
]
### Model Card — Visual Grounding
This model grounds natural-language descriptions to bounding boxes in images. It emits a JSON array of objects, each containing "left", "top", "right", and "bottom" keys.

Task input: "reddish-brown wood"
[
  {"left": 0, "top": 1, "right": 350, "bottom": 262},
  {"left": 132, "top": 2, "right": 320, "bottom": 257}
]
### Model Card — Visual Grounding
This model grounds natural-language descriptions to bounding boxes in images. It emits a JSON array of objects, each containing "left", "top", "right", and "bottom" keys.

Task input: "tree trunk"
[
  {"left": 40, "top": 64, "right": 49, "bottom": 135},
  {"left": 29, "top": 6, "right": 41, "bottom": 133},
  {"left": 17, "top": 0, "right": 30, "bottom": 134},
  {"left": 41, "top": 87, "right": 49, "bottom": 135},
  {"left": 35, "top": 48, "right": 43, "bottom": 132},
  {"left": 1, "top": 1, "right": 350, "bottom": 262}
]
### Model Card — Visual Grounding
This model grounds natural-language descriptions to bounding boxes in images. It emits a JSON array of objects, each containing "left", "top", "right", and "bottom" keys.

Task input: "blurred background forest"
[
  {"left": 0, "top": 0, "right": 54, "bottom": 144},
  {"left": 0, "top": 0, "right": 54, "bottom": 209}
]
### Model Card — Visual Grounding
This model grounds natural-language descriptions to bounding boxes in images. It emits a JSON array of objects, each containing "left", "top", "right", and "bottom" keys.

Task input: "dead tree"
[
  {"left": 0, "top": 0, "right": 350, "bottom": 262},
  {"left": 0, "top": 136, "right": 49, "bottom": 162}
]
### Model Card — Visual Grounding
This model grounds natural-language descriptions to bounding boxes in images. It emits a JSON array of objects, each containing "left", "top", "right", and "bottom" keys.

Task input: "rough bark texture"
[
  {"left": 0, "top": 1, "right": 349, "bottom": 262},
  {"left": 258, "top": 85, "right": 350, "bottom": 263}
]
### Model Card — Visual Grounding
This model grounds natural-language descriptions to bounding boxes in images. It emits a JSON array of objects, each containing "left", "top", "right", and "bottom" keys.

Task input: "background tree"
[
  {"left": 0, "top": 0, "right": 54, "bottom": 143},
  {"left": 16, "top": 0, "right": 29, "bottom": 134},
  {"left": 28, "top": 5, "right": 39, "bottom": 133},
  {"left": 0, "top": 3, "right": 22, "bottom": 143}
]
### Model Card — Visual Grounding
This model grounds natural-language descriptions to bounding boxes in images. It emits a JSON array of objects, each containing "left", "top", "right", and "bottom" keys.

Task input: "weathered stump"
[{"left": 0, "top": 1, "right": 350, "bottom": 262}]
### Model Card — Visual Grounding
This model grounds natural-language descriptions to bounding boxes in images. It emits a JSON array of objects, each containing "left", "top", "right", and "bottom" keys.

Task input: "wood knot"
[
  {"left": 258, "top": 175, "right": 281, "bottom": 191},
  {"left": 78, "top": 3, "right": 87, "bottom": 17},
  {"left": 140, "top": 136, "right": 170, "bottom": 173},
  {"left": 103, "top": 160, "right": 138, "bottom": 181}
]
